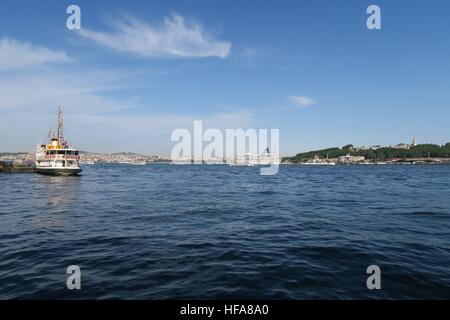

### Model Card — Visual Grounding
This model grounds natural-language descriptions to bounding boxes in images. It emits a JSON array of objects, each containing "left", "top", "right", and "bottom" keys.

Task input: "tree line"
[{"left": 286, "top": 143, "right": 450, "bottom": 162}]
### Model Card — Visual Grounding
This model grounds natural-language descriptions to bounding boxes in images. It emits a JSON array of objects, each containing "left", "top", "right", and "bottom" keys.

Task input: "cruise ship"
[
  {"left": 35, "top": 108, "right": 82, "bottom": 176},
  {"left": 228, "top": 148, "right": 280, "bottom": 166}
]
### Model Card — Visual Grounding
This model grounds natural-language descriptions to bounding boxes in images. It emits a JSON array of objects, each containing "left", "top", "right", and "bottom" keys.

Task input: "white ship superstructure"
[{"left": 230, "top": 148, "right": 280, "bottom": 166}]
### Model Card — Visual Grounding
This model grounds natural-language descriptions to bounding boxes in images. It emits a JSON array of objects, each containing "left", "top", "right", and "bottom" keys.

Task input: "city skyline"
[{"left": 1, "top": 0, "right": 450, "bottom": 156}]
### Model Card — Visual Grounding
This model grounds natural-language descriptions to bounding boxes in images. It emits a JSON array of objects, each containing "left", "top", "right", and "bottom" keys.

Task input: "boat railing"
[{"left": 44, "top": 154, "right": 80, "bottom": 160}]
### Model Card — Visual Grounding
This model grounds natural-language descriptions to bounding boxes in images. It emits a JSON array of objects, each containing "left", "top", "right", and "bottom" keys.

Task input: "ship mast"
[{"left": 57, "top": 106, "right": 64, "bottom": 147}]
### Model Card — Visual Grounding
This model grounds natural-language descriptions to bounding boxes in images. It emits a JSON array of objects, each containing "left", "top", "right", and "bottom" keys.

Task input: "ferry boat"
[{"left": 35, "top": 107, "right": 82, "bottom": 176}]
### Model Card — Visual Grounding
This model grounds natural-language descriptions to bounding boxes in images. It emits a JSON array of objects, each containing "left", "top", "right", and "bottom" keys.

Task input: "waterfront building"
[{"left": 337, "top": 154, "right": 365, "bottom": 164}]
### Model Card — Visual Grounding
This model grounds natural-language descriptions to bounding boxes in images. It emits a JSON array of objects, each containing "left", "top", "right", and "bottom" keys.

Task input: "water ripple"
[{"left": 0, "top": 164, "right": 449, "bottom": 299}]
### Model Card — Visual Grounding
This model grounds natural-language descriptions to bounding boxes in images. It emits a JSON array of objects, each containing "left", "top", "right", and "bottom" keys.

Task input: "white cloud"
[
  {"left": 0, "top": 69, "right": 138, "bottom": 113},
  {"left": 291, "top": 95, "right": 315, "bottom": 107},
  {"left": 0, "top": 38, "right": 72, "bottom": 70},
  {"left": 0, "top": 64, "right": 251, "bottom": 154},
  {"left": 0, "top": 37, "right": 244, "bottom": 154},
  {"left": 79, "top": 14, "right": 232, "bottom": 59}
]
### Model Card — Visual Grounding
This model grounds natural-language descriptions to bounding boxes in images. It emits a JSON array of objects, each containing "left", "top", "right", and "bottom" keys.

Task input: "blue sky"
[{"left": 0, "top": 0, "right": 449, "bottom": 155}]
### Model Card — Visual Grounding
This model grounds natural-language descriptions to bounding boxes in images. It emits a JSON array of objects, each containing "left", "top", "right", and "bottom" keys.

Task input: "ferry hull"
[{"left": 35, "top": 167, "right": 82, "bottom": 176}]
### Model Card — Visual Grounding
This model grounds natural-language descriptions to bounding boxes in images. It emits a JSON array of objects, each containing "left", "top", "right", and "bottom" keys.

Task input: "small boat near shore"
[
  {"left": 130, "top": 161, "right": 147, "bottom": 165},
  {"left": 35, "top": 107, "right": 82, "bottom": 176},
  {"left": 300, "top": 155, "right": 336, "bottom": 165}
]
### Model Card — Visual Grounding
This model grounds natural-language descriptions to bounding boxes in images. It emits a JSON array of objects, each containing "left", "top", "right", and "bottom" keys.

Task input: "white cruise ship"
[
  {"left": 35, "top": 107, "right": 82, "bottom": 176},
  {"left": 229, "top": 148, "right": 280, "bottom": 166}
]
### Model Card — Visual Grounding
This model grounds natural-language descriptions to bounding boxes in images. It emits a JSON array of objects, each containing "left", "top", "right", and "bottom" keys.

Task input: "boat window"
[
  {"left": 57, "top": 150, "right": 66, "bottom": 155},
  {"left": 75, "top": 151, "right": 79, "bottom": 155}
]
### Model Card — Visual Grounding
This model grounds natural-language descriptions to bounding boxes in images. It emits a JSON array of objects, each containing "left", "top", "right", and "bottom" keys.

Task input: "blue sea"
[{"left": 0, "top": 164, "right": 449, "bottom": 299}]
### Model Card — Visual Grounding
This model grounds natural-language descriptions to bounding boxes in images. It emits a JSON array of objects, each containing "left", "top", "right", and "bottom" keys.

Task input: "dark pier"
[{"left": 0, "top": 160, "right": 35, "bottom": 173}]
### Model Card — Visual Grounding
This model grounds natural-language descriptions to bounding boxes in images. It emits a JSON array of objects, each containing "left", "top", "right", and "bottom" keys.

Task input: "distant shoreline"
[
  {"left": 284, "top": 143, "right": 450, "bottom": 164},
  {"left": 2, "top": 142, "right": 450, "bottom": 166}
]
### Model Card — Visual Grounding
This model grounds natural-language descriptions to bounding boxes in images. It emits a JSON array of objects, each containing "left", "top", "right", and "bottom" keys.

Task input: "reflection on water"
[
  {"left": 35, "top": 175, "right": 81, "bottom": 209},
  {"left": 31, "top": 175, "right": 82, "bottom": 228}
]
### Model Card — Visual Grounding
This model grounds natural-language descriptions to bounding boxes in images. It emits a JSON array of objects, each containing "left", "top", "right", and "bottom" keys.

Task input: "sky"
[{"left": 0, "top": 0, "right": 449, "bottom": 156}]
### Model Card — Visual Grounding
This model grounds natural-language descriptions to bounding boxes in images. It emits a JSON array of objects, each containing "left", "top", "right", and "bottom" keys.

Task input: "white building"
[{"left": 337, "top": 154, "right": 365, "bottom": 164}]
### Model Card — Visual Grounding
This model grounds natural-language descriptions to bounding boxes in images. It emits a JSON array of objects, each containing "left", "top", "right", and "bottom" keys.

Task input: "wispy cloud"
[
  {"left": 291, "top": 95, "right": 315, "bottom": 108},
  {"left": 0, "top": 37, "right": 249, "bottom": 154},
  {"left": 79, "top": 13, "right": 232, "bottom": 59},
  {"left": 0, "top": 72, "right": 253, "bottom": 153},
  {"left": 0, "top": 38, "right": 72, "bottom": 70}
]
